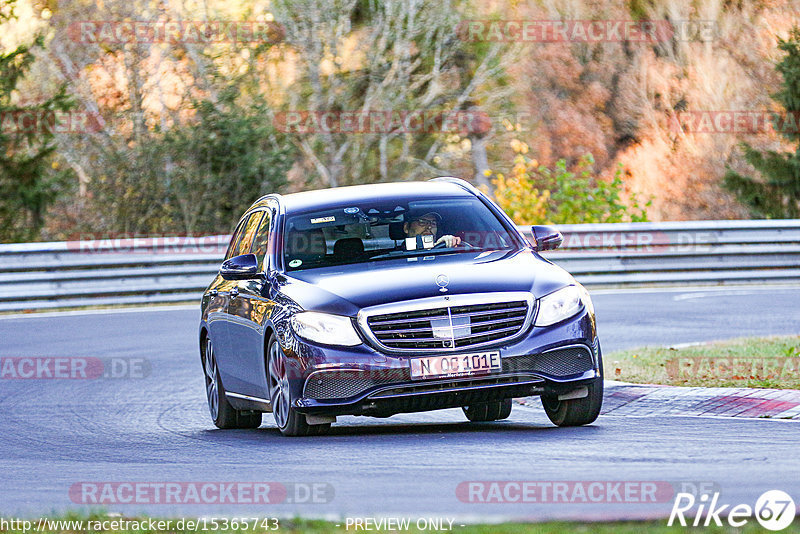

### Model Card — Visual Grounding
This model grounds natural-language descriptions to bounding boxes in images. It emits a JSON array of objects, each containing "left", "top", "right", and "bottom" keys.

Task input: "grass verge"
[{"left": 605, "top": 335, "right": 800, "bottom": 388}]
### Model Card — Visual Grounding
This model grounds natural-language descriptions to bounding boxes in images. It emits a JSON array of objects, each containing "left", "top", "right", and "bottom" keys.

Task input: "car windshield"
[{"left": 283, "top": 196, "right": 518, "bottom": 271}]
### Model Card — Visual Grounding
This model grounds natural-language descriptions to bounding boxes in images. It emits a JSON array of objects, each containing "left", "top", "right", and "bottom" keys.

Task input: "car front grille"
[{"left": 363, "top": 297, "right": 532, "bottom": 352}]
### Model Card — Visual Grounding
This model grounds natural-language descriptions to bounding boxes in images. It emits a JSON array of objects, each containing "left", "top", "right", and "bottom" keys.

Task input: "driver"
[{"left": 403, "top": 211, "right": 461, "bottom": 248}]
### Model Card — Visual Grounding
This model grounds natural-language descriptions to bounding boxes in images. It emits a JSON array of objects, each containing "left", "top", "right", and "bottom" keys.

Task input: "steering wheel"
[{"left": 432, "top": 240, "right": 476, "bottom": 249}]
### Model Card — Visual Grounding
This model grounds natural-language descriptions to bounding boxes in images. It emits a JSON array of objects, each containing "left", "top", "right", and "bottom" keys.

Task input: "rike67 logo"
[{"left": 669, "top": 490, "right": 796, "bottom": 531}]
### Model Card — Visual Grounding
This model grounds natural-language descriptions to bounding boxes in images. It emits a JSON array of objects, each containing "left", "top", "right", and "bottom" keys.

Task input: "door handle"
[{"left": 230, "top": 287, "right": 239, "bottom": 298}]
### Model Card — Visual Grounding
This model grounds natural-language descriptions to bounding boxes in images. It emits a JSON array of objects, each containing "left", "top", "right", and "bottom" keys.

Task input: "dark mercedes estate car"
[{"left": 199, "top": 178, "right": 603, "bottom": 436}]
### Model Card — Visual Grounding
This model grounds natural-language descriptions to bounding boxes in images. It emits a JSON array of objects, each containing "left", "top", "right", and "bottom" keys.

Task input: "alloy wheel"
[
  {"left": 268, "top": 341, "right": 291, "bottom": 429},
  {"left": 204, "top": 338, "right": 219, "bottom": 421}
]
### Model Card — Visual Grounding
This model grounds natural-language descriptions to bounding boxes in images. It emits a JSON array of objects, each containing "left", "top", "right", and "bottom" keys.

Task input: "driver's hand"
[{"left": 435, "top": 235, "right": 461, "bottom": 247}]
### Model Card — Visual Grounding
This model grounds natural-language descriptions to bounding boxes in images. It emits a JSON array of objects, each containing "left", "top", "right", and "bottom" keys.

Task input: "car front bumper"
[{"left": 285, "top": 307, "right": 600, "bottom": 417}]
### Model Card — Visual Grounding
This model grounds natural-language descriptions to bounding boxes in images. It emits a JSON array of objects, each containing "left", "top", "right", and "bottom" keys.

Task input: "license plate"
[{"left": 410, "top": 351, "right": 501, "bottom": 380}]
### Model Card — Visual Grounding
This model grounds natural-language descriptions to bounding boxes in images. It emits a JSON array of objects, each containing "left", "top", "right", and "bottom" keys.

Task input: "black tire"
[
  {"left": 541, "top": 345, "right": 604, "bottom": 426},
  {"left": 203, "top": 337, "right": 262, "bottom": 429},
  {"left": 463, "top": 398, "right": 513, "bottom": 422},
  {"left": 541, "top": 376, "right": 603, "bottom": 426},
  {"left": 267, "top": 334, "right": 331, "bottom": 437}
]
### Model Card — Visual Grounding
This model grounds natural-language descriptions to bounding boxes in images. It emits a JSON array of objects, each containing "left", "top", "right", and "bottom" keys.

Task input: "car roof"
[{"left": 268, "top": 181, "right": 477, "bottom": 213}]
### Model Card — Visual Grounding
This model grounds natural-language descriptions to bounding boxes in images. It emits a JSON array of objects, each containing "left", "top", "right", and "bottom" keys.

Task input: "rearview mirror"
[
  {"left": 220, "top": 253, "right": 264, "bottom": 280},
  {"left": 530, "top": 225, "right": 563, "bottom": 251}
]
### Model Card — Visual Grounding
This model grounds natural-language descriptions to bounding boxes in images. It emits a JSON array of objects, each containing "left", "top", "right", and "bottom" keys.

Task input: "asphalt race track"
[{"left": 1, "top": 286, "right": 799, "bottom": 521}]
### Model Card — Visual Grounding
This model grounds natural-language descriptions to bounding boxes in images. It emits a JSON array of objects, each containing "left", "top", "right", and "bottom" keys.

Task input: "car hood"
[{"left": 278, "top": 249, "right": 575, "bottom": 316}]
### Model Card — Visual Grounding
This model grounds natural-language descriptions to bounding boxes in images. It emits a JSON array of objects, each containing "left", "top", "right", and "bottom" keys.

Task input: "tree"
[
  {"left": 72, "top": 85, "right": 295, "bottom": 236},
  {"left": 271, "top": 0, "right": 515, "bottom": 188},
  {"left": 41, "top": 0, "right": 295, "bottom": 236},
  {"left": 0, "top": 0, "right": 73, "bottom": 242},
  {"left": 161, "top": 87, "right": 294, "bottom": 234},
  {"left": 724, "top": 27, "right": 800, "bottom": 218},
  {"left": 489, "top": 139, "right": 650, "bottom": 224}
]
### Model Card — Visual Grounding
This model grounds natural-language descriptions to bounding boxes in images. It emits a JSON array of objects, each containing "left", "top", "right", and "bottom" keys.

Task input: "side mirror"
[
  {"left": 220, "top": 253, "right": 264, "bottom": 280},
  {"left": 531, "top": 225, "right": 563, "bottom": 251}
]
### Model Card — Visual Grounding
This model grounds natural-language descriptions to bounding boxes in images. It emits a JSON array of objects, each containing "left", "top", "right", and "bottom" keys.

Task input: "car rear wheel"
[
  {"left": 267, "top": 334, "right": 330, "bottom": 437},
  {"left": 462, "top": 398, "right": 513, "bottom": 422},
  {"left": 203, "top": 337, "right": 262, "bottom": 429}
]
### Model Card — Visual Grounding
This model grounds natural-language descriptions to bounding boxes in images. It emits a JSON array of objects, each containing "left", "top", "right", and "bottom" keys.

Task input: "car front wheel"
[
  {"left": 541, "top": 375, "right": 603, "bottom": 427},
  {"left": 267, "top": 334, "right": 330, "bottom": 437},
  {"left": 203, "top": 337, "right": 262, "bottom": 429},
  {"left": 541, "top": 344, "right": 604, "bottom": 427}
]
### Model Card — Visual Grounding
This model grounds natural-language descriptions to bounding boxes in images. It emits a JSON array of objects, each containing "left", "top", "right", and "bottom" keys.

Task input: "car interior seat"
[
  {"left": 333, "top": 237, "right": 364, "bottom": 261},
  {"left": 388, "top": 221, "right": 406, "bottom": 241},
  {"left": 285, "top": 228, "right": 327, "bottom": 265}
]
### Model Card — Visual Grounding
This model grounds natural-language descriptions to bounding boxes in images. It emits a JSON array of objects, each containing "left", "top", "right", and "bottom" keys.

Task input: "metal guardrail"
[{"left": 1, "top": 221, "right": 799, "bottom": 312}]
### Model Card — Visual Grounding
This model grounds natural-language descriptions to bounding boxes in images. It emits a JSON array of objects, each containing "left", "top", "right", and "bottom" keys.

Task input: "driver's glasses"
[{"left": 411, "top": 218, "right": 438, "bottom": 229}]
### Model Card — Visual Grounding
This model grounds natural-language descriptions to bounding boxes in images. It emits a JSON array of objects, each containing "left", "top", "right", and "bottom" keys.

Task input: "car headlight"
[
  {"left": 534, "top": 285, "right": 584, "bottom": 327},
  {"left": 290, "top": 311, "right": 362, "bottom": 346},
  {"left": 576, "top": 283, "right": 594, "bottom": 315}
]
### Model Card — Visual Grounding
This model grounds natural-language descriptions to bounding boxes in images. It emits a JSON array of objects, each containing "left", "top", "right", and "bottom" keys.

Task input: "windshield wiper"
[{"left": 369, "top": 247, "right": 477, "bottom": 261}]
